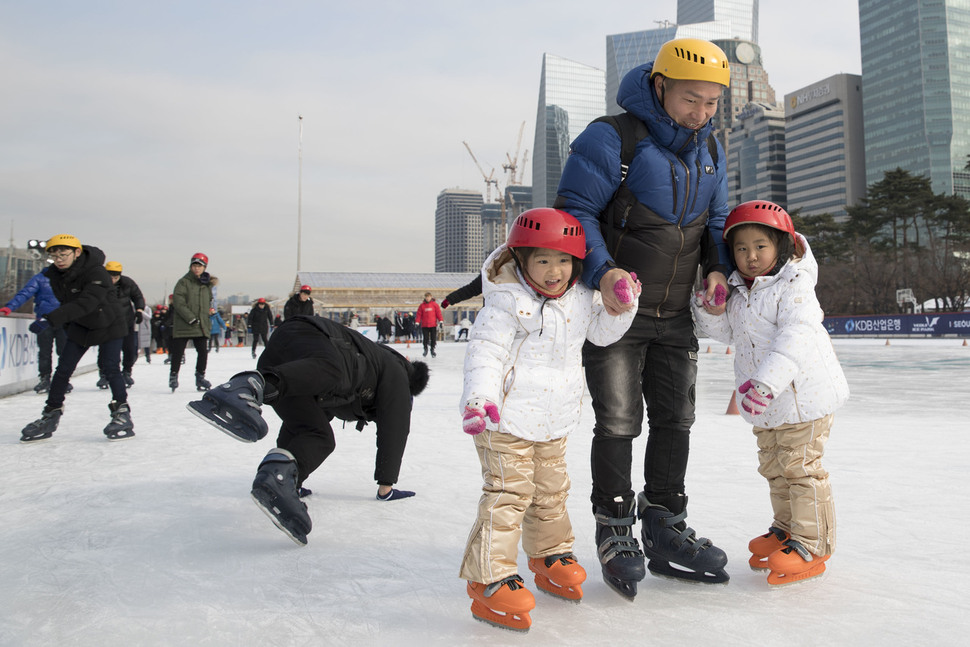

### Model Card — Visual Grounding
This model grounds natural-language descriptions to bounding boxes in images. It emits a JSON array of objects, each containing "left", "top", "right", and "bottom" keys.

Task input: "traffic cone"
[
  {"left": 885, "top": 339, "right": 891, "bottom": 346},
  {"left": 706, "top": 346, "right": 712, "bottom": 353},
  {"left": 726, "top": 392, "right": 740, "bottom": 415},
  {"left": 963, "top": 339, "right": 967, "bottom": 347},
  {"left": 725, "top": 346, "right": 732, "bottom": 355}
]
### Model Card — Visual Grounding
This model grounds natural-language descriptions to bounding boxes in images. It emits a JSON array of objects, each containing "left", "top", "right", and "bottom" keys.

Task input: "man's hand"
[
  {"left": 599, "top": 268, "right": 637, "bottom": 316},
  {"left": 702, "top": 271, "right": 728, "bottom": 315}
]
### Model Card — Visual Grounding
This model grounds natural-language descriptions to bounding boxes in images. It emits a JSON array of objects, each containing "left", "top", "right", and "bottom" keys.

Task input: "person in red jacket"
[{"left": 414, "top": 292, "right": 443, "bottom": 357}]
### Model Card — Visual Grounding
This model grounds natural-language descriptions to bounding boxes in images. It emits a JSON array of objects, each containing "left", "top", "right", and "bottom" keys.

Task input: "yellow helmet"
[
  {"left": 45, "top": 234, "right": 82, "bottom": 251},
  {"left": 651, "top": 38, "right": 730, "bottom": 87},
  {"left": 105, "top": 261, "right": 123, "bottom": 273}
]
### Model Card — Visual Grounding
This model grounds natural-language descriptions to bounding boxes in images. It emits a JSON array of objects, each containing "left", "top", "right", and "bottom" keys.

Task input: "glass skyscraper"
[
  {"left": 859, "top": 0, "right": 970, "bottom": 197},
  {"left": 606, "top": 0, "right": 759, "bottom": 114},
  {"left": 435, "top": 189, "right": 484, "bottom": 273},
  {"left": 531, "top": 54, "right": 605, "bottom": 208}
]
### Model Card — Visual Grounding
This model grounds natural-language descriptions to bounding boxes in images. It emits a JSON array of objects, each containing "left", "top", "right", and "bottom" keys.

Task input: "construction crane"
[
  {"left": 462, "top": 141, "right": 499, "bottom": 203},
  {"left": 502, "top": 121, "right": 526, "bottom": 186}
]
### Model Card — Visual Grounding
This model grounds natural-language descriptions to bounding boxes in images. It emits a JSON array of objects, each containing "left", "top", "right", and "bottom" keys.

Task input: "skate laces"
[{"left": 484, "top": 575, "right": 525, "bottom": 597}]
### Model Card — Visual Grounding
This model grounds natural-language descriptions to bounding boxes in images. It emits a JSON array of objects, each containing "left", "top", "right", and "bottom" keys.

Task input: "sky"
[
  {"left": 0, "top": 1, "right": 862, "bottom": 304},
  {"left": 0, "top": 336, "right": 966, "bottom": 645}
]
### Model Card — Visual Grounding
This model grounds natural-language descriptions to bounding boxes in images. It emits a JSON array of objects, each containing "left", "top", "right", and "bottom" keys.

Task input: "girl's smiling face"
[{"left": 524, "top": 248, "right": 573, "bottom": 297}]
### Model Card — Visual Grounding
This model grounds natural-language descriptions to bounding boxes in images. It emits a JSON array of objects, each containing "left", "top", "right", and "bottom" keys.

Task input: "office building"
[
  {"left": 727, "top": 101, "right": 786, "bottom": 207},
  {"left": 785, "top": 74, "right": 866, "bottom": 221},
  {"left": 859, "top": 0, "right": 970, "bottom": 197},
  {"left": 531, "top": 54, "right": 605, "bottom": 207},
  {"left": 435, "top": 189, "right": 484, "bottom": 273}
]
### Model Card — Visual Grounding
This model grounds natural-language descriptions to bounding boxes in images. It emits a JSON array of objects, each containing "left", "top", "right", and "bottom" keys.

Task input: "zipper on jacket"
[{"left": 656, "top": 135, "right": 694, "bottom": 316}]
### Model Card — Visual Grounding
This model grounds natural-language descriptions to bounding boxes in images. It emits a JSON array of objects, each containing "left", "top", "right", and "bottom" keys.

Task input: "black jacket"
[
  {"left": 45, "top": 245, "right": 128, "bottom": 347},
  {"left": 283, "top": 294, "right": 315, "bottom": 320},
  {"left": 114, "top": 275, "right": 146, "bottom": 330},
  {"left": 248, "top": 303, "right": 273, "bottom": 333}
]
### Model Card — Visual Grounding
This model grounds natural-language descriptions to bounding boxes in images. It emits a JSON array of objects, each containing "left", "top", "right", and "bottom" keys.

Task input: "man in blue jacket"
[
  {"left": 1, "top": 266, "right": 67, "bottom": 393},
  {"left": 555, "top": 38, "right": 733, "bottom": 596}
]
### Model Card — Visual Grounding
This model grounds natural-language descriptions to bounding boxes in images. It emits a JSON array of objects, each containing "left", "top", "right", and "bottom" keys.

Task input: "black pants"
[
  {"left": 257, "top": 320, "right": 346, "bottom": 486},
  {"left": 583, "top": 310, "right": 698, "bottom": 510},
  {"left": 421, "top": 327, "right": 436, "bottom": 354},
  {"left": 48, "top": 336, "right": 126, "bottom": 409},
  {"left": 169, "top": 336, "right": 208, "bottom": 376},
  {"left": 122, "top": 329, "right": 138, "bottom": 372},
  {"left": 252, "top": 328, "right": 269, "bottom": 354},
  {"left": 35, "top": 324, "right": 66, "bottom": 378}
]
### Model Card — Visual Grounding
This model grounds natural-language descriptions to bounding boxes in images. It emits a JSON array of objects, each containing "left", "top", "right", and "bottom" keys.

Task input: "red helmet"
[
  {"left": 506, "top": 208, "right": 586, "bottom": 259},
  {"left": 191, "top": 252, "right": 208, "bottom": 266},
  {"left": 723, "top": 201, "right": 795, "bottom": 245},
  {"left": 257, "top": 297, "right": 266, "bottom": 303},
  {"left": 300, "top": 285, "right": 311, "bottom": 292}
]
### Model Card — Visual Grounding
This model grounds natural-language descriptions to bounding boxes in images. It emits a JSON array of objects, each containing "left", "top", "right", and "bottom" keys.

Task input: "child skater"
[
  {"left": 692, "top": 200, "right": 849, "bottom": 585},
  {"left": 459, "top": 208, "right": 640, "bottom": 631}
]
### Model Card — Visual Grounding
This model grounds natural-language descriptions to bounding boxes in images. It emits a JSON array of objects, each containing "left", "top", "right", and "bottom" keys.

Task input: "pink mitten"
[
  {"left": 462, "top": 398, "right": 501, "bottom": 435},
  {"left": 738, "top": 380, "right": 773, "bottom": 415},
  {"left": 701, "top": 279, "right": 728, "bottom": 307},
  {"left": 613, "top": 272, "right": 641, "bottom": 304}
]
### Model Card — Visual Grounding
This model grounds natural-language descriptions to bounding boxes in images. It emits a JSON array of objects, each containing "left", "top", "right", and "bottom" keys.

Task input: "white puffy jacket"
[
  {"left": 461, "top": 245, "right": 637, "bottom": 442},
  {"left": 692, "top": 234, "right": 849, "bottom": 427}
]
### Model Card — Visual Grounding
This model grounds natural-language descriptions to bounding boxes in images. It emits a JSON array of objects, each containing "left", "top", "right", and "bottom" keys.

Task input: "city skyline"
[{"left": 0, "top": 1, "right": 863, "bottom": 302}]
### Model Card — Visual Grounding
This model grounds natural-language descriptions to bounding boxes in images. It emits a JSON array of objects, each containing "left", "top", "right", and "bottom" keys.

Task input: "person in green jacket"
[{"left": 169, "top": 252, "right": 213, "bottom": 392}]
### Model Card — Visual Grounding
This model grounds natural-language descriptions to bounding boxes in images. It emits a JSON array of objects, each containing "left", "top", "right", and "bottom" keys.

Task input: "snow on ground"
[{"left": 1, "top": 337, "right": 968, "bottom": 646}]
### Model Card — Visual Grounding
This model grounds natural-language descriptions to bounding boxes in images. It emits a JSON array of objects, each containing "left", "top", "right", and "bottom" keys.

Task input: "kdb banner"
[
  {"left": 0, "top": 316, "right": 97, "bottom": 396},
  {"left": 824, "top": 313, "right": 970, "bottom": 336}
]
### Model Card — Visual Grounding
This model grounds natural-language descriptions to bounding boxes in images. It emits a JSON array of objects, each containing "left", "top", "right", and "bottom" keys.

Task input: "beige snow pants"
[
  {"left": 754, "top": 413, "right": 836, "bottom": 556},
  {"left": 459, "top": 430, "right": 575, "bottom": 585}
]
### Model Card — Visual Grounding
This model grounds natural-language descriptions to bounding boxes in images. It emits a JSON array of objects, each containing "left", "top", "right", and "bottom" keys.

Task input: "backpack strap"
[
  {"left": 706, "top": 132, "right": 719, "bottom": 169},
  {"left": 591, "top": 113, "right": 650, "bottom": 183}
]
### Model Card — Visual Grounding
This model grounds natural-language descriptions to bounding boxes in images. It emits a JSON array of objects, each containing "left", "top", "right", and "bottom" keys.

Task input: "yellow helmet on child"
[
  {"left": 105, "top": 261, "right": 123, "bottom": 273},
  {"left": 45, "top": 234, "right": 82, "bottom": 251},
  {"left": 651, "top": 38, "right": 730, "bottom": 87}
]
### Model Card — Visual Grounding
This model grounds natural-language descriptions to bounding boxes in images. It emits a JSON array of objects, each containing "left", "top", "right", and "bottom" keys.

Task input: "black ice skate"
[
  {"left": 250, "top": 449, "right": 311, "bottom": 546},
  {"left": 169, "top": 374, "right": 179, "bottom": 392},
  {"left": 637, "top": 492, "right": 729, "bottom": 584},
  {"left": 33, "top": 375, "right": 51, "bottom": 394},
  {"left": 185, "top": 371, "right": 269, "bottom": 443},
  {"left": 21, "top": 406, "right": 63, "bottom": 443},
  {"left": 594, "top": 498, "right": 646, "bottom": 599},
  {"left": 195, "top": 373, "right": 211, "bottom": 391},
  {"left": 104, "top": 401, "right": 135, "bottom": 441},
  {"left": 123, "top": 371, "right": 135, "bottom": 387}
]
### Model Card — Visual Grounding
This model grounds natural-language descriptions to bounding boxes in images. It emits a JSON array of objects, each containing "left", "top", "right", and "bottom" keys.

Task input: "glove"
[
  {"left": 29, "top": 319, "right": 50, "bottom": 334},
  {"left": 738, "top": 380, "right": 773, "bottom": 416},
  {"left": 440, "top": 299, "right": 450, "bottom": 309},
  {"left": 376, "top": 488, "right": 415, "bottom": 501},
  {"left": 699, "top": 279, "right": 728, "bottom": 307},
  {"left": 0, "top": 307, "right": 11, "bottom": 316},
  {"left": 462, "top": 398, "right": 500, "bottom": 435},
  {"left": 135, "top": 311, "right": 143, "bottom": 324},
  {"left": 613, "top": 272, "right": 641, "bottom": 304}
]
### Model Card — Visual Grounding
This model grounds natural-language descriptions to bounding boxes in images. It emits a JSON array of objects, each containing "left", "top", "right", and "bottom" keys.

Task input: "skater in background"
[
  {"left": 19, "top": 234, "right": 133, "bottom": 442},
  {"left": 0, "top": 265, "right": 68, "bottom": 394},
  {"left": 283, "top": 285, "right": 314, "bottom": 320},
  {"left": 234, "top": 314, "right": 248, "bottom": 346},
  {"left": 554, "top": 37, "right": 732, "bottom": 596},
  {"left": 137, "top": 305, "right": 153, "bottom": 363},
  {"left": 248, "top": 298, "right": 272, "bottom": 359},
  {"left": 375, "top": 314, "right": 392, "bottom": 344},
  {"left": 151, "top": 305, "right": 168, "bottom": 356},
  {"left": 692, "top": 201, "right": 848, "bottom": 586},
  {"left": 455, "top": 315, "right": 472, "bottom": 341},
  {"left": 169, "top": 253, "right": 213, "bottom": 392},
  {"left": 186, "top": 314, "right": 430, "bottom": 546},
  {"left": 209, "top": 307, "right": 226, "bottom": 353},
  {"left": 415, "top": 293, "right": 442, "bottom": 357},
  {"left": 104, "top": 261, "right": 145, "bottom": 388},
  {"left": 459, "top": 209, "right": 639, "bottom": 631}
]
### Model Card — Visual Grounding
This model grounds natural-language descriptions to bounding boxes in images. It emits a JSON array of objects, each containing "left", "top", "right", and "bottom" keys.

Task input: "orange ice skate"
[
  {"left": 766, "top": 539, "right": 829, "bottom": 586},
  {"left": 466, "top": 575, "right": 535, "bottom": 632},
  {"left": 748, "top": 526, "right": 790, "bottom": 570},
  {"left": 528, "top": 553, "right": 586, "bottom": 601}
]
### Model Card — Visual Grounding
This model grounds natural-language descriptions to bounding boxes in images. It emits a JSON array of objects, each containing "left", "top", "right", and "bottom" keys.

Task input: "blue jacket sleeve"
[
  {"left": 706, "top": 140, "right": 732, "bottom": 271},
  {"left": 555, "top": 122, "right": 624, "bottom": 290},
  {"left": 3, "top": 273, "right": 42, "bottom": 311}
]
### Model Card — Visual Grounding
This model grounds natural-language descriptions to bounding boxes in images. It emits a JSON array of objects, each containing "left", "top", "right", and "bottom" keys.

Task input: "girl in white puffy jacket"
[
  {"left": 692, "top": 200, "right": 849, "bottom": 587},
  {"left": 458, "top": 208, "right": 638, "bottom": 631}
]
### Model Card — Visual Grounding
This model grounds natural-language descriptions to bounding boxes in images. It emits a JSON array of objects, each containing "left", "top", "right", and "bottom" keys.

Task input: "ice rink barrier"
[
  {"left": 0, "top": 315, "right": 97, "bottom": 397},
  {"left": 823, "top": 312, "right": 970, "bottom": 337}
]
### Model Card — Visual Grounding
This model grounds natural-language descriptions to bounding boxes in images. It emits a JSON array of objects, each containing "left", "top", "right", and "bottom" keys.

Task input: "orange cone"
[
  {"left": 725, "top": 346, "right": 732, "bottom": 355},
  {"left": 963, "top": 339, "right": 967, "bottom": 347},
  {"left": 885, "top": 339, "right": 891, "bottom": 346},
  {"left": 706, "top": 346, "right": 712, "bottom": 353},
  {"left": 726, "top": 392, "right": 740, "bottom": 415}
]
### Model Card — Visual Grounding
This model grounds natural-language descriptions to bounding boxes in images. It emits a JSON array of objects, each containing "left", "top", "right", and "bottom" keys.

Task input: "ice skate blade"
[
  {"left": 748, "top": 554, "right": 771, "bottom": 571},
  {"left": 20, "top": 435, "right": 53, "bottom": 444},
  {"left": 105, "top": 432, "right": 135, "bottom": 442},
  {"left": 250, "top": 490, "right": 308, "bottom": 546},
  {"left": 185, "top": 401, "right": 260, "bottom": 443},
  {"left": 532, "top": 574, "right": 582, "bottom": 602},
  {"left": 767, "top": 562, "right": 826, "bottom": 587},
  {"left": 602, "top": 573, "right": 638, "bottom": 600},
  {"left": 648, "top": 559, "right": 730, "bottom": 584},
  {"left": 469, "top": 600, "right": 531, "bottom": 632}
]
